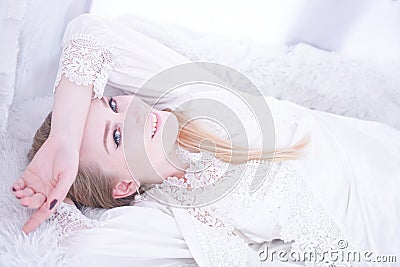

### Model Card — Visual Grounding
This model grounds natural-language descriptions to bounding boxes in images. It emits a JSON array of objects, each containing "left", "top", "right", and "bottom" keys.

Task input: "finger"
[
  {"left": 22, "top": 201, "right": 54, "bottom": 234},
  {"left": 23, "top": 187, "right": 35, "bottom": 197},
  {"left": 22, "top": 171, "right": 75, "bottom": 234},
  {"left": 20, "top": 192, "right": 47, "bottom": 209},
  {"left": 10, "top": 185, "right": 16, "bottom": 193},
  {"left": 15, "top": 187, "right": 35, "bottom": 199},
  {"left": 11, "top": 178, "right": 27, "bottom": 191}
]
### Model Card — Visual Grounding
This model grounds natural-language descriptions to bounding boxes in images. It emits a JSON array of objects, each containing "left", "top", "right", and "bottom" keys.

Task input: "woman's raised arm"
[
  {"left": 13, "top": 12, "right": 194, "bottom": 233},
  {"left": 11, "top": 76, "right": 92, "bottom": 234},
  {"left": 11, "top": 15, "right": 118, "bottom": 234}
]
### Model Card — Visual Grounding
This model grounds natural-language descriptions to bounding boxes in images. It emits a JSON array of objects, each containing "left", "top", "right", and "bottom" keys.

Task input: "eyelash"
[
  {"left": 109, "top": 97, "right": 118, "bottom": 113},
  {"left": 113, "top": 127, "right": 121, "bottom": 148},
  {"left": 108, "top": 97, "right": 121, "bottom": 148}
]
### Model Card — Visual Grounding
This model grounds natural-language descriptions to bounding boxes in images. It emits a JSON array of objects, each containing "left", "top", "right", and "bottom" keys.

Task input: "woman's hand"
[
  {"left": 12, "top": 75, "right": 93, "bottom": 234},
  {"left": 11, "top": 135, "right": 79, "bottom": 234}
]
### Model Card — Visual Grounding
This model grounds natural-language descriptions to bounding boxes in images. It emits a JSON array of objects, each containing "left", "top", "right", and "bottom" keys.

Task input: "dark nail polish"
[
  {"left": 49, "top": 199, "right": 58, "bottom": 210},
  {"left": 12, "top": 187, "right": 16, "bottom": 192},
  {"left": 16, "top": 196, "right": 21, "bottom": 199}
]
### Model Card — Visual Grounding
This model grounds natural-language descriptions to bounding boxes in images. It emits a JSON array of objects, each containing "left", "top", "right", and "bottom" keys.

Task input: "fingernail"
[
  {"left": 12, "top": 187, "right": 16, "bottom": 192},
  {"left": 16, "top": 196, "right": 21, "bottom": 199},
  {"left": 49, "top": 199, "right": 58, "bottom": 210}
]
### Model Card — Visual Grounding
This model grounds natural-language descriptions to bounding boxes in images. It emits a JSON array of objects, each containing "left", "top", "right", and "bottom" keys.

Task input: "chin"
[{"left": 159, "top": 111, "right": 179, "bottom": 154}]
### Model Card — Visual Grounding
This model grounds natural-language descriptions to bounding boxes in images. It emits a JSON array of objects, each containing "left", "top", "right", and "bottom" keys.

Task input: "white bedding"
[
  {"left": 1, "top": 13, "right": 400, "bottom": 267},
  {"left": 0, "top": 0, "right": 91, "bottom": 133}
]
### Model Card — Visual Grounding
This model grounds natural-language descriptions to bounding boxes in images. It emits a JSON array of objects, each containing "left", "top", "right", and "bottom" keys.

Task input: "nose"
[
  {"left": 115, "top": 110, "right": 125, "bottom": 123},
  {"left": 122, "top": 100, "right": 150, "bottom": 128}
]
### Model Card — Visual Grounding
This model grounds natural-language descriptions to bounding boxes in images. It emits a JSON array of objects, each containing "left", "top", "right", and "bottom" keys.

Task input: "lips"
[{"left": 150, "top": 112, "right": 159, "bottom": 139}]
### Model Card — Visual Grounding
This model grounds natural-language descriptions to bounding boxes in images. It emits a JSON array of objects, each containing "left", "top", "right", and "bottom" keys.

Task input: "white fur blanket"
[{"left": 1, "top": 16, "right": 399, "bottom": 267}]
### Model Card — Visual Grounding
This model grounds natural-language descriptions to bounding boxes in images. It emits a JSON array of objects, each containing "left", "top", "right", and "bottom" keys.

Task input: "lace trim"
[
  {"left": 144, "top": 147, "right": 271, "bottom": 267},
  {"left": 191, "top": 213, "right": 248, "bottom": 267},
  {"left": 231, "top": 161, "right": 358, "bottom": 267},
  {"left": 49, "top": 202, "right": 101, "bottom": 237},
  {"left": 145, "top": 145, "right": 359, "bottom": 267},
  {"left": 145, "top": 146, "right": 249, "bottom": 207},
  {"left": 186, "top": 160, "right": 274, "bottom": 267},
  {"left": 54, "top": 34, "right": 117, "bottom": 98},
  {"left": 269, "top": 163, "right": 359, "bottom": 267}
]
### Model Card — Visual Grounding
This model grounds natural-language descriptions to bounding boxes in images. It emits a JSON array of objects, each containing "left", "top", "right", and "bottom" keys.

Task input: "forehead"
[{"left": 80, "top": 99, "right": 108, "bottom": 156}]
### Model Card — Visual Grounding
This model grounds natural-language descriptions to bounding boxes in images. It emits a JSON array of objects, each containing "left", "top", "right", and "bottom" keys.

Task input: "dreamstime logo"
[
  {"left": 337, "top": 239, "right": 348, "bottom": 249},
  {"left": 258, "top": 239, "right": 398, "bottom": 265},
  {"left": 122, "top": 62, "right": 275, "bottom": 207}
]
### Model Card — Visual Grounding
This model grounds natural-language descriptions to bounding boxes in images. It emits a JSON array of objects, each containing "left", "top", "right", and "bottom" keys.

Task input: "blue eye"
[
  {"left": 113, "top": 127, "right": 121, "bottom": 148},
  {"left": 109, "top": 97, "right": 118, "bottom": 113}
]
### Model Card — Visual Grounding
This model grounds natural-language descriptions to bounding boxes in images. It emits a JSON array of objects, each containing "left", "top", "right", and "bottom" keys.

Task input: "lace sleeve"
[
  {"left": 53, "top": 34, "right": 117, "bottom": 99},
  {"left": 53, "top": 15, "right": 119, "bottom": 99},
  {"left": 49, "top": 202, "right": 101, "bottom": 237}
]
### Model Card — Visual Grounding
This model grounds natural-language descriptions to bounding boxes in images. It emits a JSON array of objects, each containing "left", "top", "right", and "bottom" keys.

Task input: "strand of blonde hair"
[{"left": 170, "top": 110, "right": 310, "bottom": 164}]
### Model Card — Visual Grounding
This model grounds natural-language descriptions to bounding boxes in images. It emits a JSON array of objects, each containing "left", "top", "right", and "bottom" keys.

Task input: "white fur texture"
[{"left": 1, "top": 17, "right": 399, "bottom": 267}]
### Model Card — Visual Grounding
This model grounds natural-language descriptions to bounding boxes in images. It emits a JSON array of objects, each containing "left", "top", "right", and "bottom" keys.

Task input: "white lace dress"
[{"left": 50, "top": 14, "right": 400, "bottom": 267}]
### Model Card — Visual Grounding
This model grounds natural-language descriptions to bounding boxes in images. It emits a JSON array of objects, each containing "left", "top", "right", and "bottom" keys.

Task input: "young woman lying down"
[{"left": 11, "top": 14, "right": 400, "bottom": 266}]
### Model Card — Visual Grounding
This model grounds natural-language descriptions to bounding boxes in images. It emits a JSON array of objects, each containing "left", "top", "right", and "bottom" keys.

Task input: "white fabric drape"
[{"left": 60, "top": 203, "right": 198, "bottom": 267}]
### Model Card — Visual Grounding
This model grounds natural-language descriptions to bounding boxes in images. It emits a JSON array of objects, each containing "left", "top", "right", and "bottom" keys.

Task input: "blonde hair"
[
  {"left": 28, "top": 108, "right": 309, "bottom": 209},
  {"left": 172, "top": 109, "right": 310, "bottom": 163}
]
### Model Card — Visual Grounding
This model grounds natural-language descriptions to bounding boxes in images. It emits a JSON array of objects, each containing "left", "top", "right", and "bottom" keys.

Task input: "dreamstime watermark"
[{"left": 258, "top": 239, "right": 397, "bottom": 265}]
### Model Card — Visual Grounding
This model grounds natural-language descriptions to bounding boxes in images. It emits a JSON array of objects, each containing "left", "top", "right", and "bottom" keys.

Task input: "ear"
[{"left": 112, "top": 180, "right": 138, "bottom": 199}]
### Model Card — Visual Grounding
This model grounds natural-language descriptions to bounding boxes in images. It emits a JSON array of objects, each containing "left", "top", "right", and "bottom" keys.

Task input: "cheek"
[
  {"left": 125, "top": 128, "right": 158, "bottom": 177},
  {"left": 80, "top": 127, "right": 118, "bottom": 173},
  {"left": 123, "top": 111, "right": 178, "bottom": 177},
  {"left": 80, "top": 143, "right": 110, "bottom": 171},
  {"left": 143, "top": 143, "right": 163, "bottom": 168},
  {"left": 112, "top": 152, "right": 131, "bottom": 179}
]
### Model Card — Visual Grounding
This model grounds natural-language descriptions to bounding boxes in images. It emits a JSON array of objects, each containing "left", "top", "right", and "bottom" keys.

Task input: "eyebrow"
[{"left": 104, "top": 120, "right": 111, "bottom": 155}]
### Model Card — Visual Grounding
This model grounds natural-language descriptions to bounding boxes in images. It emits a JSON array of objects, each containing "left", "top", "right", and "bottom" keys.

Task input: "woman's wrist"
[{"left": 50, "top": 75, "right": 93, "bottom": 150}]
